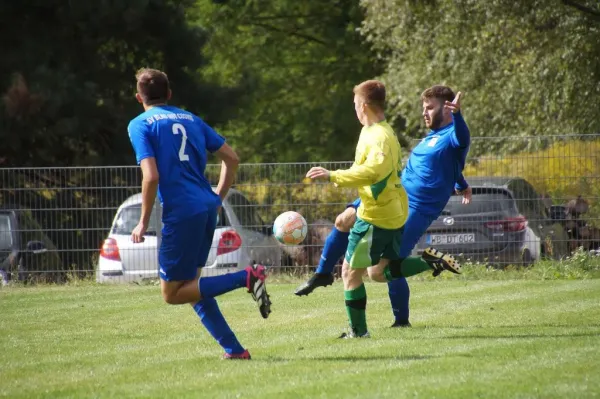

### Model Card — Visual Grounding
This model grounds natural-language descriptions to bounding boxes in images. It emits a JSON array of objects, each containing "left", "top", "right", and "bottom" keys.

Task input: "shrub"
[{"left": 464, "top": 138, "right": 600, "bottom": 226}]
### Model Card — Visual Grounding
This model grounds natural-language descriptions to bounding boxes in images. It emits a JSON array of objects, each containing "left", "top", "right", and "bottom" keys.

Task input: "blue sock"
[
  {"left": 198, "top": 270, "right": 247, "bottom": 298},
  {"left": 316, "top": 228, "right": 350, "bottom": 274},
  {"left": 387, "top": 277, "right": 410, "bottom": 323},
  {"left": 193, "top": 297, "right": 245, "bottom": 355}
]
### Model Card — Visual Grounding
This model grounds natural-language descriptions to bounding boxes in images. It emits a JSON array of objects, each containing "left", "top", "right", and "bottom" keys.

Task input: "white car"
[{"left": 96, "top": 189, "right": 282, "bottom": 283}]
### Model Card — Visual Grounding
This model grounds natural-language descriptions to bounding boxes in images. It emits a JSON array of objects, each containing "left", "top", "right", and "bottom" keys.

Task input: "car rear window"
[
  {"left": 443, "top": 192, "right": 517, "bottom": 216},
  {"left": 111, "top": 206, "right": 160, "bottom": 235},
  {"left": 0, "top": 214, "right": 12, "bottom": 250},
  {"left": 111, "top": 205, "right": 229, "bottom": 235}
]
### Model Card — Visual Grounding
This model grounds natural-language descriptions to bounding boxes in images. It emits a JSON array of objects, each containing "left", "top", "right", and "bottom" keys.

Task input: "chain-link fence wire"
[
  {"left": 0, "top": 167, "right": 142, "bottom": 283},
  {"left": 0, "top": 134, "right": 598, "bottom": 284}
]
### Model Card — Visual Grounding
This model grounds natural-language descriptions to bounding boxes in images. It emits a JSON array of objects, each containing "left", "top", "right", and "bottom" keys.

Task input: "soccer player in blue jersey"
[
  {"left": 128, "top": 68, "right": 271, "bottom": 360},
  {"left": 296, "top": 85, "right": 471, "bottom": 327}
]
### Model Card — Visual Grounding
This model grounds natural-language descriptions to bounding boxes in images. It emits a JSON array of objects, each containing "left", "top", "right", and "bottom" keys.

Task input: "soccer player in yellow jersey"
[{"left": 306, "top": 80, "right": 459, "bottom": 337}]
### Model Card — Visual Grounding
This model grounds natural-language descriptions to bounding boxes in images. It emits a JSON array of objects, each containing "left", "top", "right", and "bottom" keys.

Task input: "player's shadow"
[
  {"left": 422, "top": 323, "right": 600, "bottom": 329},
  {"left": 441, "top": 331, "right": 600, "bottom": 340},
  {"left": 263, "top": 353, "right": 472, "bottom": 362},
  {"left": 311, "top": 354, "right": 435, "bottom": 362}
]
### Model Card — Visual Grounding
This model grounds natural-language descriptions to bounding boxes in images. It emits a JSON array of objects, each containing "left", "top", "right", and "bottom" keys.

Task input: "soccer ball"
[{"left": 273, "top": 211, "right": 308, "bottom": 245}]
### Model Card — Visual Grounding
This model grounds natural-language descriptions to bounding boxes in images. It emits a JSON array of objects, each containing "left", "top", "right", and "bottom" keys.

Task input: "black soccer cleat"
[
  {"left": 294, "top": 273, "right": 335, "bottom": 296},
  {"left": 390, "top": 320, "right": 412, "bottom": 328},
  {"left": 245, "top": 264, "right": 272, "bottom": 319},
  {"left": 422, "top": 247, "right": 462, "bottom": 276}
]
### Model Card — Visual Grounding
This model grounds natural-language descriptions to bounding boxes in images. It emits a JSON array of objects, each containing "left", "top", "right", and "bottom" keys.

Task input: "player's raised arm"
[
  {"left": 214, "top": 143, "right": 240, "bottom": 202},
  {"left": 305, "top": 146, "right": 391, "bottom": 187},
  {"left": 329, "top": 144, "right": 392, "bottom": 188},
  {"left": 445, "top": 92, "right": 470, "bottom": 148}
]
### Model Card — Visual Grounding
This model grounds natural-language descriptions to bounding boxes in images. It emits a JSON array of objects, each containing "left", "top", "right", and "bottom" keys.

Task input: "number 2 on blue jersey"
[{"left": 172, "top": 123, "right": 189, "bottom": 161}]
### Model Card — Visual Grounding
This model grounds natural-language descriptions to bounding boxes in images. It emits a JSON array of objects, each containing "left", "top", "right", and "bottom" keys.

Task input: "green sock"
[
  {"left": 385, "top": 257, "right": 432, "bottom": 281},
  {"left": 344, "top": 284, "right": 368, "bottom": 335},
  {"left": 401, "top": 257, "right": 433, "bottom": 277}
]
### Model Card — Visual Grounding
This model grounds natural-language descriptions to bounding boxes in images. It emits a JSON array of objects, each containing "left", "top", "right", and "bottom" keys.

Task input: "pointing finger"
[{"left": 453, "top": 91, "right": 462, "bottom": 105}]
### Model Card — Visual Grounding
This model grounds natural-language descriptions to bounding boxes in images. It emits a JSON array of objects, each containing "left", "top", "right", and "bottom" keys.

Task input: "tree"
[
  {"left": 194, "top": 0, "right": 383, "bottom": 162},
  {"left": 0, "top": 0, "right": 233, "bottom": 167},
  {"left": 360, "top": 0, "right": 600, "bottom": 156},
  {"left": 0, "top": 0, "right": 239, "bottom": 274}
]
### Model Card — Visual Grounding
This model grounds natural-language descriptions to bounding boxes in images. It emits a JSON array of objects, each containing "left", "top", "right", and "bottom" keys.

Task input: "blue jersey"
[
  {"left": 127, "top": 105, "right": 225, "bottom": 223},
  {"left": 401, "top": 112, "right": 470, "bottom": 216}
]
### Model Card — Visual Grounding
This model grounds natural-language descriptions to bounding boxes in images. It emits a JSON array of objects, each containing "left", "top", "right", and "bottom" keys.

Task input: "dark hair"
[
  {"left": 421, "top": 85, "right": 455, "bottom": 104},
  {"left": 135, "top": 68, "right": 170, "bottom": 105},
  {"left": 353, "top": 80, "right": 386, "bottom": 111}
]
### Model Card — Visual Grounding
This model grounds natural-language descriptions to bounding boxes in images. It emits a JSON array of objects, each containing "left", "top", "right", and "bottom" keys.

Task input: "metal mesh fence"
[{"left": 0, "top": 134, "right": 599, "bottom": 284}]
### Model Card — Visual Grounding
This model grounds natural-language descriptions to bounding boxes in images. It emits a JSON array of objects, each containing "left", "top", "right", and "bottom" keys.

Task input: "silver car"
[{"left": 96, "top": 189, "right": 282, "bottom": 283}]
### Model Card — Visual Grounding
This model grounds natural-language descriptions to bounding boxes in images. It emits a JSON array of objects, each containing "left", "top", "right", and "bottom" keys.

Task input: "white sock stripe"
[{"left": 255, "top": 283, "right": 264, "bottom": 298}]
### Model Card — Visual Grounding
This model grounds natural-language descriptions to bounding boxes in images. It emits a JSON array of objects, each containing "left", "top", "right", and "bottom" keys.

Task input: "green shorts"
[{"left": 345, "top": 217, "right": 404, "bottom": 269}]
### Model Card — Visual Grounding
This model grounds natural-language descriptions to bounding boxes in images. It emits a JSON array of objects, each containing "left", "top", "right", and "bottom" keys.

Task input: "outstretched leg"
[
  {"left": 295, "top": 204, "right": 357, "bottom": 296},
  {"left": 159, "top": 211, "right": 271, "bottom": 359},
  {"left": 384, "top": 250, "right": 461, "bottom": 281},
  {"left": 193, "top": 297, "right": 249, "bottom": 359}
]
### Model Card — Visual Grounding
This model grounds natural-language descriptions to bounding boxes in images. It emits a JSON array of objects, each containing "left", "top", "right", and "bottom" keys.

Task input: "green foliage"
[
  {"left": 238, "top": 179, "right": 356, "bottom": 223},
  {"left": 193, "top": 0, "right": 382, "bottom": 162},
  {"left": 3, "top": 1, "right": 600, "bottom": 166},
  {"left": 461, "top": 248, "right": 600, "bottom": 280},
  {"left": 360, "top": 0, "right": 600, "bottom": 155},
  {"left": 0, "top": 0, "right": 233, "bottom": 167},
  {"left": 406, "top": 248, "right": 600, "bottom": 281},
  {"left": 464, "top": 138, "right": 600, "bottom": 223},
  {"left": 0, "top": 168, "right": 142, "bottom": 276},
  {"left": 207, "top": 162, "right": 356, "bottom": 223}
]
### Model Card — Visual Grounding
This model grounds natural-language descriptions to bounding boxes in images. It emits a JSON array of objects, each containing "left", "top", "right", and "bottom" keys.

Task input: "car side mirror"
[{"left": 26, "top": 240, "right": 47, "bottom": 254}]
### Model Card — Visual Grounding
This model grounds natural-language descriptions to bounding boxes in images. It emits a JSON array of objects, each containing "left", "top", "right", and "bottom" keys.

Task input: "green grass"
[{"left": 1, "top": 279, "right": 600, "bottom": 399}]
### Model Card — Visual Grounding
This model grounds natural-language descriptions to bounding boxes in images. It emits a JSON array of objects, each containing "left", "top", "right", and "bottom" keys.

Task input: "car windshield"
[
  {"left": 0, "top": 214, "right": 12, "bottom": 250},
  {"left": 111, "top": 206, "right": 159, "bottom": 235},
  {"left": 443, "top": 192, "right": 517, "bottom": 216}
]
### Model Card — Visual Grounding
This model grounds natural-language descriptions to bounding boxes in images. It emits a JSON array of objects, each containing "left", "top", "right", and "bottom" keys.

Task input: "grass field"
[{"left": 1, "top": 278, "right": 600, "bottom": 399}]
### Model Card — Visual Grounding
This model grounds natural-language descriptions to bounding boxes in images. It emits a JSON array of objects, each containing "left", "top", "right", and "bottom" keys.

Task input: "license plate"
[{"left": 428, "top": 233, "right": 475, "bottom": 245}]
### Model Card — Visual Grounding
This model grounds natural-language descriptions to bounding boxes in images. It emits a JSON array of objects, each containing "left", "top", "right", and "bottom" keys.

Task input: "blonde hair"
[{"left": 353, "top": 80, "right": 386, "bottom": 111}]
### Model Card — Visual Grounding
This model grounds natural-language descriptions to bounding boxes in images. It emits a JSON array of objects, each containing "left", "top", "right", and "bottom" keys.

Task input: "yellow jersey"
[{"left": 329, "top": 120, "right": 408, "bottom": 229}]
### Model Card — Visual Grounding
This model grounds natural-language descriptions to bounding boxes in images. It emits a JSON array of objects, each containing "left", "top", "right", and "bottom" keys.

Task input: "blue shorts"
[
  {"left": 346, "top": 198, "right": 438, "bottom": 257},
  {"left": 158, "top": 210, "right": 217, "bottom": 281}
]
